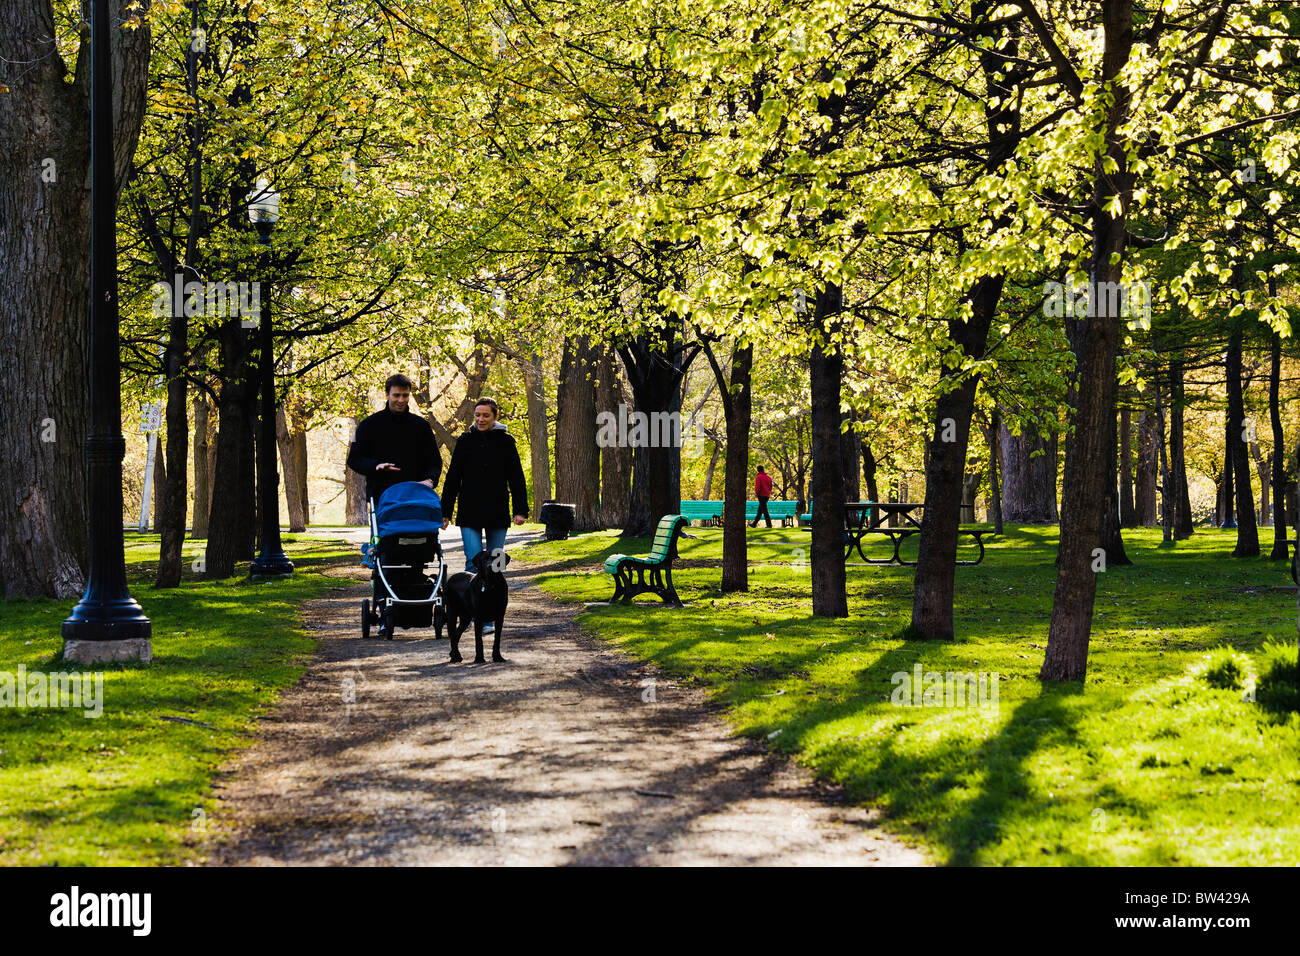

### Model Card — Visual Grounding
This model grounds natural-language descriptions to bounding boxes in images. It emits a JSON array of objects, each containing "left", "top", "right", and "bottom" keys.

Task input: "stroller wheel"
[{"left": 361, "top": 599, "right": 371, "bottom": 639}]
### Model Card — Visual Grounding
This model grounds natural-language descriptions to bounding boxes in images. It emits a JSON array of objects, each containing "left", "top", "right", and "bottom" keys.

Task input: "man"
[
  {"left": 346, "top": 374, "right": 443, "bottom": 504},
  {"left": 750, "top": 465, "right": 774, "bottom": 528}
]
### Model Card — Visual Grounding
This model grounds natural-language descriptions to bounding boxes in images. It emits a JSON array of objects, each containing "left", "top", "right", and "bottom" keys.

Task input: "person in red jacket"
[{"left": 751, "top": 466, "right": 774, "bottom": 528}]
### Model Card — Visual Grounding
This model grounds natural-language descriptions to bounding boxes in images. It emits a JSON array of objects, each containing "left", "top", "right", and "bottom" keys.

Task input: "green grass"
[
  {"left": 522, "top": 523, "right": 1300, "bottom": 866},
  {"left": 0, "top": 533, "right": 357, "bottom": 865}
]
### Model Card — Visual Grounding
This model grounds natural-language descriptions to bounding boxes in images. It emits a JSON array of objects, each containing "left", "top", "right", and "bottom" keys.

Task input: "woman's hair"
[{"left": 474, "top": 396, "right": 499, "bottom": 417}]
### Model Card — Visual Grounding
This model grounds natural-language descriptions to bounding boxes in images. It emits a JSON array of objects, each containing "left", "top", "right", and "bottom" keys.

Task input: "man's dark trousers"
[{"left": 750, "top": 497, "right": 772, "bottom": 528}]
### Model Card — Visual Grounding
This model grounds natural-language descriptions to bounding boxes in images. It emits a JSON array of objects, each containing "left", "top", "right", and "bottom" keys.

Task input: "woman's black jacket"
[{"left": 441, "top": 426, "right": 529, "bottom": 529}]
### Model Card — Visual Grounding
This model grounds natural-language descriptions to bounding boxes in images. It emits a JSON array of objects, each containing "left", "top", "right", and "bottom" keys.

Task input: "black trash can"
[{"left": 540, "top": 501, "right": 576, "bottom": 541}]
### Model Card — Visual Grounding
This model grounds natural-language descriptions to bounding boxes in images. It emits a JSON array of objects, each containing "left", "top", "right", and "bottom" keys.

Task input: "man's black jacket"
[
  {"left": 346, "top": 407, "right": 443, "bottom": 503},
  {"left": 441, "top": 425, "right": 528, "bottom": 529}
]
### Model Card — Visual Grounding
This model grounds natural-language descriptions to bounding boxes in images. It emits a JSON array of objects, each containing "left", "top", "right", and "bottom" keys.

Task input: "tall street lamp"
[
  {"left": 248, "top": 178, "right": 294, "bottom": 580},
  {"left": 63, "top": 0, "right": 152, "bottom": 664}
]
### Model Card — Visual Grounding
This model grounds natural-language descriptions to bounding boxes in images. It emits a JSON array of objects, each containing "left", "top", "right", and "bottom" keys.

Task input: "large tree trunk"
[
  {"left": 0, "top": 0, "right": 150, "bottom": 597},
  {"left": 1135, "top": 409, "right": 1158, "bottom": 524},
  {"left": 1119, "top": 405, "right": 1136, "bottom": 526},
  {"left": 986, "top": 410, "right": 1004, "bottom": 533},
  {"left": 809, "top": 289, "right": 848, "bottom": 618},
  {"left": 156, "top": 2, "right": 202, "bottom": 585},
  {"left": 862, "top": 440, "right": 880, "bottom": 504},
  {"left": 1270, "top": 332, "right": 1288, "bottom": 559},
  {"left": 1042, "top": 0, "right": 1133, "bottom": 683},
  {"left": 1101, "top": 405, "right": 1131, "bottom": 564},
  {"left": 912, "top": 276, "right": 1002, "bottom": 639},
  {"left": 204, "top": 322, "right": 256, "bottom": 576},
  {"left": 276, "top": 406, "right": 306, "bottom": 533},
  {"left": 1170, "top": 360, "right": 1194, "bottom": 537},
  {"left": 701, "top": 341, "right": 753, "bottom": 592},
  {"left": 518, "top": 353, "right": 552, "bottom": 521},
  {"left": 999, "top": 423, "right": 1055, "bottom": 522},
  {"left": 150, "top": 439, "right": 166, "bottom": 532},
  {"left": 191, "top": 392, "right": 212, "bottom": 539},
  {"left": 595, "top": 348, "right": 631, "bottom": 529},
  {"left": 1155, "top": 365, "right": 1173, "bottom": 543},
  {"left": 840, "top": 407, "right": 860, "bottom": 502},
  {"left": 555, "top": 336, "right": 602, "bottom": 533},
  {"left": 345, "top": 416, "right": 366, "bottom": 524},
  {"left": 619, "top": 325, "right": 691, "bottom": 537},
  {"left": 1226, "top": 313, "right": 1259, "bottom": 555}
]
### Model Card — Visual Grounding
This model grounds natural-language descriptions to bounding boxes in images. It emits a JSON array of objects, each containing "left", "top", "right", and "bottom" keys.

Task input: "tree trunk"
[
  {"left": 191, "top": 392, "right": 212, "bottom": 539},
  {"left": 0, "top": 1, "right": 150, "bottom": 597},
  {"left": 702, "top": 342, "right": 753, "bottom": 593},
  {"left": 204, "top": 322, "right": 256, "bottom": 576},
  {"left": 156, "top": 316, "right": 189, "bottom": 585},
  {"left": 1119, "top": 405, "right": 1136, "bottom": 526},
  {"left": 345, "top": 416, "right": 367, "bottom": 524},
  {"left": 1169, "top": 360, "right": 1193, "bottom": 537},
  {"left": 809, "top": 289, "right": 848, "bottom": 618},
  {"left": 1226, "top": 315, "right": 1259, "bottom": 555},
  {"left": 1042, "top": 0, "right": 1133, "bottom": 683},
  {"left": 294, "top": 423, "right": 309, "bottom": 526},
  {"left": 151, "top": 439, "right": 167, "bottom": 533},
  {"left": 912, "top": 277, "right": 1001, "bottom": 639},
  {"left": 840, "top": 407, "right": 860, "bottom": 502},
  {"left": 1134, "top": 409, "right": 1157, "bottom": 524},
  {"left": 276, "top": 406, "right": 306, "bottom": 533},
  {"left": 999, "top": 423, "right": 1055, "bottom": 522},
  {"left": 1270, "top": 332, "right": 1288, "bottom": 559},
  {"left": 619, "top": 326, "right": 691, "bottom": 537},
  {"left": 596, "top": 349, "right": 631, "bottom": 529},
  {"left": 862, "top": 440, "right": 880, "bottom": 503},
  {"left": 555, "top": 336, "right": 602, "bottom": 533},
  {"left": 702, "top": 442, "right": 721, "bottom": 499},
  {"left": 986, "top": 410, "right": 1004, "bottom": 533},
  {"left": 1155, "top": 365, "right": 1173, "bottom": 543},
  {"left": 1101, "top": 404, "right": 1131, "bottom": 564},
  {"left": 518, "top": 353, "right": 552, "bottom": 521},
  {"left": 960, "top": 467, "right": 983, "bottom": 524}
]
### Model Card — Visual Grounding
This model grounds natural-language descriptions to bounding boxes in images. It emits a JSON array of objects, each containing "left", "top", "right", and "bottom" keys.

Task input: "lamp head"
[{"left": 246, "top": 177, "right": 280, "bottom": 228}]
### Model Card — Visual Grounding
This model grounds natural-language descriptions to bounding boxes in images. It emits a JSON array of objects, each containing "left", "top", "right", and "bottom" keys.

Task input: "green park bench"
[
  {"left": 603, "top": 514, "right": 689, "bottom": 606},
  {"left": 744, "top": 500, "right": 800, "bottom": 525},
  {"left": 680, "top": 500, "right": 724, "bottom": 526}
]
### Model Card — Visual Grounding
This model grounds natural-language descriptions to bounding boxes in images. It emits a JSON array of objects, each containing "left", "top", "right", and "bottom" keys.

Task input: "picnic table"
[
  {"left": 844, "top": 502, "right": 924, "bottom": 564},
  {"left": 803, "top": 501, "right": 991, "bottom": 566}
]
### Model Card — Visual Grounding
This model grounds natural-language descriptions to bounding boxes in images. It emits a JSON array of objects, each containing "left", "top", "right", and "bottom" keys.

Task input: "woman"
[{"left": 441, "top": 398, "right": 529, "bottom": 579}]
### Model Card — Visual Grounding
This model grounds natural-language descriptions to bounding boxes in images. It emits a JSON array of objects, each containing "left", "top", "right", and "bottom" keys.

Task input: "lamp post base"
[
  {"left": 250, "top": 552, "right": 294, "bottom": 580},
  {"left": 62, "top": 637, "right": 153, "bottom": 665}
]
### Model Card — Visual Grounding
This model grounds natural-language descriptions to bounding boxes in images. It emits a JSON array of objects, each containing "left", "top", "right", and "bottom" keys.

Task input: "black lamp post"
[
  {"left": 247, "top": 178, "right": 294, "bottom": 580},
  {"left": 62, "top": 0, "right": 152, "bottom": 663}
]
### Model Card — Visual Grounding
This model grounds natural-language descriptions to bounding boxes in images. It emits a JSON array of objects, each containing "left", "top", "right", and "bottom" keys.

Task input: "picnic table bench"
[{"left": 603, "top": 514, "right": 688, "bottom": 606}]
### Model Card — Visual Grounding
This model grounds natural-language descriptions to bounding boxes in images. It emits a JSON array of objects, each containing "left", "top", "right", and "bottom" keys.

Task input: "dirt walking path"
[{"left": 206, "top": 554, "right": 927, "bottom": 866}]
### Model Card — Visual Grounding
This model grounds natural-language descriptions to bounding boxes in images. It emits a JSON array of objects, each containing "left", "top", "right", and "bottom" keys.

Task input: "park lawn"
[
  {"left": 522, "top": 523, "right": 1300, "bottom": 866},
  {"left": 0, "top": 532, "right": 358, "bottom": 866}
]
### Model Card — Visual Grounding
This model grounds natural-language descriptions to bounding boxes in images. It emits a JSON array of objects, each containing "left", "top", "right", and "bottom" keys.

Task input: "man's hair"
[
  {"left": 385, "top": 374, "right": 412, "bottom": 393},
  {"left": 474, "top": 396, "right": 499, "bottom": 417},
  {"left": 756, "top": 465, "right": 765, "bottom": 473}
]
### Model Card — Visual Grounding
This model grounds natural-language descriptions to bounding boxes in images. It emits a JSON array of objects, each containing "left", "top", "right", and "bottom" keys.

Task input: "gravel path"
[{"left": 206, "top": 535, "right": 926, "bottom": 866}]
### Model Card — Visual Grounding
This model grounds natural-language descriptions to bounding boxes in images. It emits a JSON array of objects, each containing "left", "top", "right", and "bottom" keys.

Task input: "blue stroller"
[{"left": 361, "top": 482, "right": 447, "bottom": 639}]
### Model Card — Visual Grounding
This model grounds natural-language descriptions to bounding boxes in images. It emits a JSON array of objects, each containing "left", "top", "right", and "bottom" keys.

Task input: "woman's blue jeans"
[{"left": 460, "top": 526, "right": 508, "bottom": 571}]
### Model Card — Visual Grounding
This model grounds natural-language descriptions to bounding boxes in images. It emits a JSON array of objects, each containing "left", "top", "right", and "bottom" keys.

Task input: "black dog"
[{"left": 444, "top": 548, "right": 510, "bottom": 663}]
